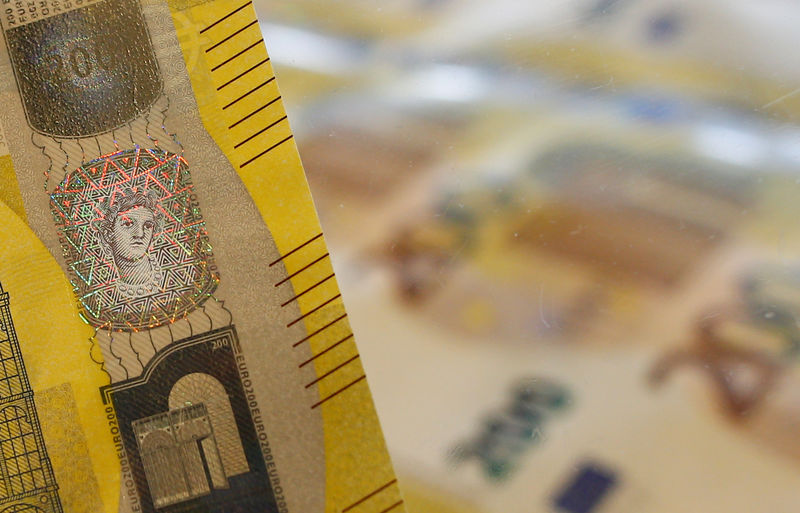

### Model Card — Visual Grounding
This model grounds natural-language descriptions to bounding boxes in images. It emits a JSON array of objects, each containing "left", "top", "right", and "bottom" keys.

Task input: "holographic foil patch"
[{"left": 50, "top": 148, "right": 219, "bottom": 330}]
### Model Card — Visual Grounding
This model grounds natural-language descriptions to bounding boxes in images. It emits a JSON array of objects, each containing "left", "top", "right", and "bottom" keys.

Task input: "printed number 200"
[{"left": 212, "top": 339, "right": 229, "bottom": 350}]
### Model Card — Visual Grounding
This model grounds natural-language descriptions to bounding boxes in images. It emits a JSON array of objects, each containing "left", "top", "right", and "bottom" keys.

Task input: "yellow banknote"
[{"left": 0, "top": 1, "right": 404, "bottom": 512}]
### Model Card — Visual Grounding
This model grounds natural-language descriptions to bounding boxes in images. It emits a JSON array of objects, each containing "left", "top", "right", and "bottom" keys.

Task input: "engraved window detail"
[
  {"left": 168, "top": 373, "right": 249, "bottom": 478},
  {"left": 0, "top": 332, "right": 22, "bottom": 399},
  {"left": 0, "top": 406, "right": 46, "bottom": 496},
  {"left": 138, "top": 429, "right": 190, "bottom": 507},
  {"left": 133, "top": 404, "right": 228, "bottom": 508}
]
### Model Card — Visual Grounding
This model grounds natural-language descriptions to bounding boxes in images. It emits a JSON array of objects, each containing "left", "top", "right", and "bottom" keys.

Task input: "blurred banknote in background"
[{"left": 254, "top": 0, "right": 800, "bottom": 512}]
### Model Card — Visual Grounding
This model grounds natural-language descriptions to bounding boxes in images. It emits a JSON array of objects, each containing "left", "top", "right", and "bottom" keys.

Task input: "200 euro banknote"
[{"left": 0, "top": 0, "right": 404, "bottom": 512}]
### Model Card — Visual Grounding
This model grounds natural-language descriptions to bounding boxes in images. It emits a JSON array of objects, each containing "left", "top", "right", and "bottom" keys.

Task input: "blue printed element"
[{"left": 554, "top": 463, "right": 617, "bottom": 513}]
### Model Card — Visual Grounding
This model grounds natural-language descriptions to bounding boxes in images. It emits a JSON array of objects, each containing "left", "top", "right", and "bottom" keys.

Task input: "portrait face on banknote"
[
  {"left": 100, "top": 194, "right": 156, "bottom": 260},
  {"left": 97, "top": 191, "right": 161, "bottom": 293},
  {"left": 50, "top": 148, "right": 219, "bottom": 330}
]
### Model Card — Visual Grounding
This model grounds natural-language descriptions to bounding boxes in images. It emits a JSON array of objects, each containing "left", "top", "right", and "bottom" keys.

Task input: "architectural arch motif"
[
  {"left": 139, "top": 430, "right": 189, "bottom": 506},
  {"left": 0, "top": 504, "right": 45, "bottom": 513},
  {"left": 0, "top": 406, "right": 46, "bottom": 496},
  {"left": 168, "top": 373, "right": 248, "bottom": 477}
]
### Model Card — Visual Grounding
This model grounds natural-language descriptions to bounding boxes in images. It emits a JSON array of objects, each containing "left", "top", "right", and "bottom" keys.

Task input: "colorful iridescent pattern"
[{"left": 50, "top": 148, "right": 219, "bottom": 330}]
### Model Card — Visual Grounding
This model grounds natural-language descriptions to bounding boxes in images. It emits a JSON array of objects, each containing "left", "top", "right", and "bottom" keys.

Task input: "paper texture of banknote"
[{"left": 0, "top": 0, "right": 405, "bottom": 512}]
